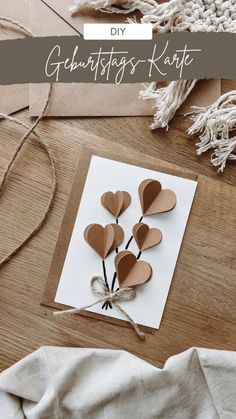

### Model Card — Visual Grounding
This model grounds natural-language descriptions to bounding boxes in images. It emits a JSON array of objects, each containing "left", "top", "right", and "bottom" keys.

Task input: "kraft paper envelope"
[
  {"left": 29, "top": 0, "right": 220, "bottom": 117},
  {"left": 0, "top": 0, "right": 29, "bottom": 114}
]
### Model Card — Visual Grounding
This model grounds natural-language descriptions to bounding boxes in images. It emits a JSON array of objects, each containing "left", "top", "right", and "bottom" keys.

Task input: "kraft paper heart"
[
  {"left": 101, "top": 191, "right": 131, "bottom": 218},
  {"left": 139, "top": 179, "right": 177, "bottom": 216},
  {"left": 133, "top": 223, "right": 162, "bottom": 251},
  {"left": 84, "top": 224, "right": 115, "bottom": 259},
  {"left": 115, "top": 250, "right": 152, "bottom": 288},
  {"left": 110, "top": 223, "right": 124, "bottom": 252}
]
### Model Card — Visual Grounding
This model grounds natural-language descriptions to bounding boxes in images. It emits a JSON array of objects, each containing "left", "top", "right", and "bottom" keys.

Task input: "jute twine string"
[
  {"left": 0, "top": 16, "right": 33, "bottom": 37},
  {"left": 0, "top": 18, "right": 57, "bottom": 268},
  {"left": 54, "top": 276, "right": 146, "bottom": 340},
  {"left": 0, "top": 85, "right": 56, "bottom": 268}
]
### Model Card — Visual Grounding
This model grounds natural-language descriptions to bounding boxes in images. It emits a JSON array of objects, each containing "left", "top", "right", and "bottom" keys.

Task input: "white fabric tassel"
[
  {"left": 69, "top": 0, "right": 184, "bottom": 31},
  {"left": 69, "top": 0, "right": 158, "bottom": 15},
  {"left": 140, "top": 80, "right": 197, "bottom": 129},
  {"left": 141, "top": 0, "right": 184, "bottom": 33},
  {"left": 188, "top": 91, "right": 236, "bottom": 171},
  {"left": 211, "top": 137, "right": 236, "bottom": 171}
]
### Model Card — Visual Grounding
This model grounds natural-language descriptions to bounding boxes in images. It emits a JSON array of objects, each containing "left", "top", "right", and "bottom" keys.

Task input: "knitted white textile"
[{"left": 179, "top": 0, "right": 236, "bottom": 32}]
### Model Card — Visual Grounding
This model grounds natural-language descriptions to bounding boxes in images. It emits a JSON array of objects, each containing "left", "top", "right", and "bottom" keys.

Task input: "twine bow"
[{"left": 54, "top": 276, "right": 146, "bottom": 340}]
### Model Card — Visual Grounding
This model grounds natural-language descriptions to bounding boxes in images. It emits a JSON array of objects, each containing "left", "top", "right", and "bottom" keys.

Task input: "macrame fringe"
[
  {"left": 69, "top": 0, "right": 189, "bottom": 32},
  {"left": 140, "top": 80, "right": 197, "bottom": 129},
  {"left": 69, "top": 0, "right": 236, "bottom": 32},
  {"left": 69, "top": 0, "right": 185, "bottom": 32},
  {"left": 188, "top": 90, "right": 236, "bottom": 172},
  {"left": 141, "top": 0, "right": 185, "bottom": 33},
  {"left": 69, "top": 0, "right": 158, "bottom": 16}
]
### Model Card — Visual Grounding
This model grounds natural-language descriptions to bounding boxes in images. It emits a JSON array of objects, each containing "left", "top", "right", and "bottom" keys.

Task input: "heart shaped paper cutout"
[
  {"left": 115, "top": 250, "right": 152, "bottom": 288},
  {"left": 84, "top": 224, "right": 114, "bottom": 259},
  {"left": 139, "top": 179, "right": 176, "bottom": 216},
  {"left": 101, "top": 191, "right": 131, "bottom": 217},
  {"left": 133, "top": 223, "right": 162, "bottom": 251},
  {"left": 110, "top": 223, "right": 124, "bottom": 252}
]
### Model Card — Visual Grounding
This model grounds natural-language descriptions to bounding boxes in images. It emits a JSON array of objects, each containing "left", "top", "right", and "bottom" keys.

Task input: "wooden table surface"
[{"left": 0, "top": 80, "right": 235, "bottom": 372}]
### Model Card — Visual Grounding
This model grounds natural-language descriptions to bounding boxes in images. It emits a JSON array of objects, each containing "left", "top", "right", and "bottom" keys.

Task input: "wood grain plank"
[{"left": 0, "top": 112, "right": 235, "bottom": 372}]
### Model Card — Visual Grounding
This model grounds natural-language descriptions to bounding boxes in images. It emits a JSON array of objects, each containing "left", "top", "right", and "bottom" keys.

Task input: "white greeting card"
[{"left": 55, "top": 156, "right": 197, "bottom": 329}]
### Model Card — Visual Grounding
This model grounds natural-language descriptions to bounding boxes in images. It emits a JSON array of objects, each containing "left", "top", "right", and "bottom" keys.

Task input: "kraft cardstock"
[
  {"left": 133, "top": 223, "right": 162, "bottom": 251},
  {"left": 115, "top": 250, "right": 153, "bottom": 288},
  {"left": 84, "top": 223, "right": 124, "bottom": 258},
  {"left": 101, "top": 191, "right": 131, "bottom": 218},
  {"left": 139, "top": 179, "right": 177, "bottom": 215}
]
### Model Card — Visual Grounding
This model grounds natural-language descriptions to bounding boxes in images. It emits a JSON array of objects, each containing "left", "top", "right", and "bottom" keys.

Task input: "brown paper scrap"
[
  {"left": 110, "top": 223, "right": 124, "bottom": 253},
  {"left": 133, "top": 223, "right": 162, "bottom": 251},
  {"left": 101, "top": 191, "right": 131, "bottom": 218},
  {"left": 139, "top": 179, "right": 177, "bottom": 216},
  {"left": 84, "top": 223, "right": 124, "bottom": 258},
  {"left": 84, "top": 224, "right": 114, "bottom": 259},
  {"left": 115, "top": 250, "right": 152, "bottom": 288}
]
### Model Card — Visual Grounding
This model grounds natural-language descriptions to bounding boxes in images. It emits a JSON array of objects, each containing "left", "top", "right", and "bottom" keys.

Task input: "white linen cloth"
[{"left": 0, "top": 347, "right": 235, "bottom": 418}]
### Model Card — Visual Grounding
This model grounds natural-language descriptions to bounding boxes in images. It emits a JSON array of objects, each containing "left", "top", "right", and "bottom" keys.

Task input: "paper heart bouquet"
[
  {"left": 54, "top": 177, "right": 177, "bottom": 339},
  {"left": 83, "top": 179, "right": 176, "bottom": 313},
  {"left": 53, "top": 154, "right": 197, "bottom": 336}
]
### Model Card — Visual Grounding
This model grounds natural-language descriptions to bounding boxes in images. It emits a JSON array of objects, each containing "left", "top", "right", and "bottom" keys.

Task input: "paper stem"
[
  {"left": 116, "top": 217, "right": 119, "bottom": 253},
  {"left": 137, "top": 251, "right": 142, "bottom": 260},
  {"left": 102, "top": 260, "right": 112, "bottom": 310},
  {"left": 111, "top": 272, "right": 117, "bottom": 291},
  {"left": 102, "top": 259, "right": 109, "bottom": 290},
  {"left": 106, "top": 216, "right": 145, "bottom": 307},
  {"left": 102, "top": 216, "right": 120, "bottom": 309},
  {"left": 125, "top": 215, "right": 144, "bottom": 249},
  {"left": 125, "top": 235, "right": 133, "bottom": 249}
]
